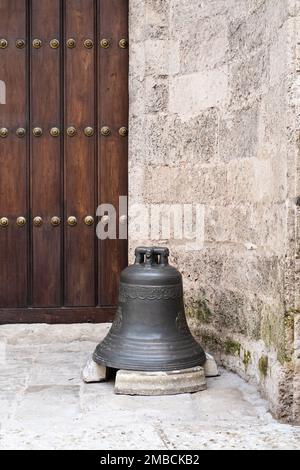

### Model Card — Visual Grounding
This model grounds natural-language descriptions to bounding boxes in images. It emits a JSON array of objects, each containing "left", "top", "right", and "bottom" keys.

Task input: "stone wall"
[{"left": 128, "top": 0, "right": 300, "bottom": 421}]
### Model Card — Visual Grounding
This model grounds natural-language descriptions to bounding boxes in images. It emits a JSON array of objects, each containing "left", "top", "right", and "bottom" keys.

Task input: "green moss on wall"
[
  {"left": 201, "top": 332, "right": 222, "bottom": 351},
  {"left": 261, "top": 308, "right": 277, "bottom": 349},
  {"left": 260, "top": 306, "right": 293, "bottom": 366},
  {"left": 243, "top": 350, "right": 251, "bottom": 370},
  {"left": 258, "top": 356, "right": 268, "bottom": 377},
  {"left": 224, "top": 339, "right": 241, "bottom": 356},
  {"left": 186, "top": 299, "right": 213, "bottom": 324}
]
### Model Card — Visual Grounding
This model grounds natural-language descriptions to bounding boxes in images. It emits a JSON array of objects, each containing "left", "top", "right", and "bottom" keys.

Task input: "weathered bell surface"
[{"left": 93, "top": 247, "right": 206, "bottom": 371}]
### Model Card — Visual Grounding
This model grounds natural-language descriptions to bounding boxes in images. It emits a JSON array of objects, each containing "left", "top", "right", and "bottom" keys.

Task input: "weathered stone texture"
[{"left": 128, "top": 0, "right": 300, "bottom": 421}]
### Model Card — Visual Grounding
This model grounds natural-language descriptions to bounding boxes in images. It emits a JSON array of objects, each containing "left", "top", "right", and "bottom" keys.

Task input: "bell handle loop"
[
  {"left": 134, "top": 246, "right": 169, "bottom": 265},
  {"left": 145, "top": 249, "right": 153, "bottom": 266},
  {"left": 153, "top": 247, "right": 169, "bottom": 265},
  {"left": 134, "top": 247, "right": 155, "bottom": 265},
  {"left": 134, "top": 246, "right": 148, "bottom": 264}
]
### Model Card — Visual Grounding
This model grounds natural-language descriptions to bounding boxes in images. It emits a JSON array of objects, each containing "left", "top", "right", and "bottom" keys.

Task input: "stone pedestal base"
[
  {"left": 115, "top": 366, "right": 206, "bottom": 396},
  {"left": 82, "top": 352, "right": 218, "bottom": 395}
]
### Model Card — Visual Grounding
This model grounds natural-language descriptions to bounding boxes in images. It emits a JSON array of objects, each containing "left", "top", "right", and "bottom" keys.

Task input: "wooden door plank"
[
  {"left": 31, "top": 0, "right": 62, "bottom": 307},
  {"left": 98, "top": 0, "right": 128, "bottom": 306},
  {"left": 64, "top": 0, "right": 96, "bottom": 306},
  {"left": 0, "top": 0, "right": 129, "bottom": 320},
  {"left": 0, "top": 306, "right": 115, "bottom": 324},
  {"left": 0, "top": 0, "right": 28, "bottom": 307}
]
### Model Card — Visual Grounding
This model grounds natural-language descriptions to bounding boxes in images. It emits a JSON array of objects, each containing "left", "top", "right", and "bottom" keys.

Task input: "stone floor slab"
[{"left": 0, "top": 324, "right": 299, "bottom": 450}]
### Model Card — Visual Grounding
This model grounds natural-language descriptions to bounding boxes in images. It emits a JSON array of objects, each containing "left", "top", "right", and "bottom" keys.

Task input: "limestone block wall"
[{"left": 128, "top": 0, "right": 300, "bottom": 421}]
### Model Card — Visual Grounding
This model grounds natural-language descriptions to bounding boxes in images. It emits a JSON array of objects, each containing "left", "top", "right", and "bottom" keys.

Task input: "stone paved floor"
[{"left": 0, "top": 324, "right": 299, "bottom": 450}]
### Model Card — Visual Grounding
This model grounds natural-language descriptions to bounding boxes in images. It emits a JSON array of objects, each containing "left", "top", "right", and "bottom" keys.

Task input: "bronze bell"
[{"left": 93, "top": 247, "right": 206, "bottom": 372}]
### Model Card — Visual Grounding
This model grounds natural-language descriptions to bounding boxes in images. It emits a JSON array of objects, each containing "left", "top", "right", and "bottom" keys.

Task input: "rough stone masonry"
[{"left": 128, "top": 0, "right": 300, "bottom": 422}]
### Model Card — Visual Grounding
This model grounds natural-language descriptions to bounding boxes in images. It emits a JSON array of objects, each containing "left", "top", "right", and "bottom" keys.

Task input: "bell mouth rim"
[{"left": 93, "top": 352, "right": 207, "bottom": 373}]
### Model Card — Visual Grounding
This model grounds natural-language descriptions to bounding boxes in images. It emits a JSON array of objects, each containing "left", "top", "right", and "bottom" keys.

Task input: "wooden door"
[{"left": 0, "top": 0, "right": 128, "bottom": 323}]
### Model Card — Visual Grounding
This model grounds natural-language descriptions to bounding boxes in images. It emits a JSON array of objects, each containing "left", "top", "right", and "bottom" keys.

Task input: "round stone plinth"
[{"left": 114, "top": 366, "right": 207, "bottom": 396}]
